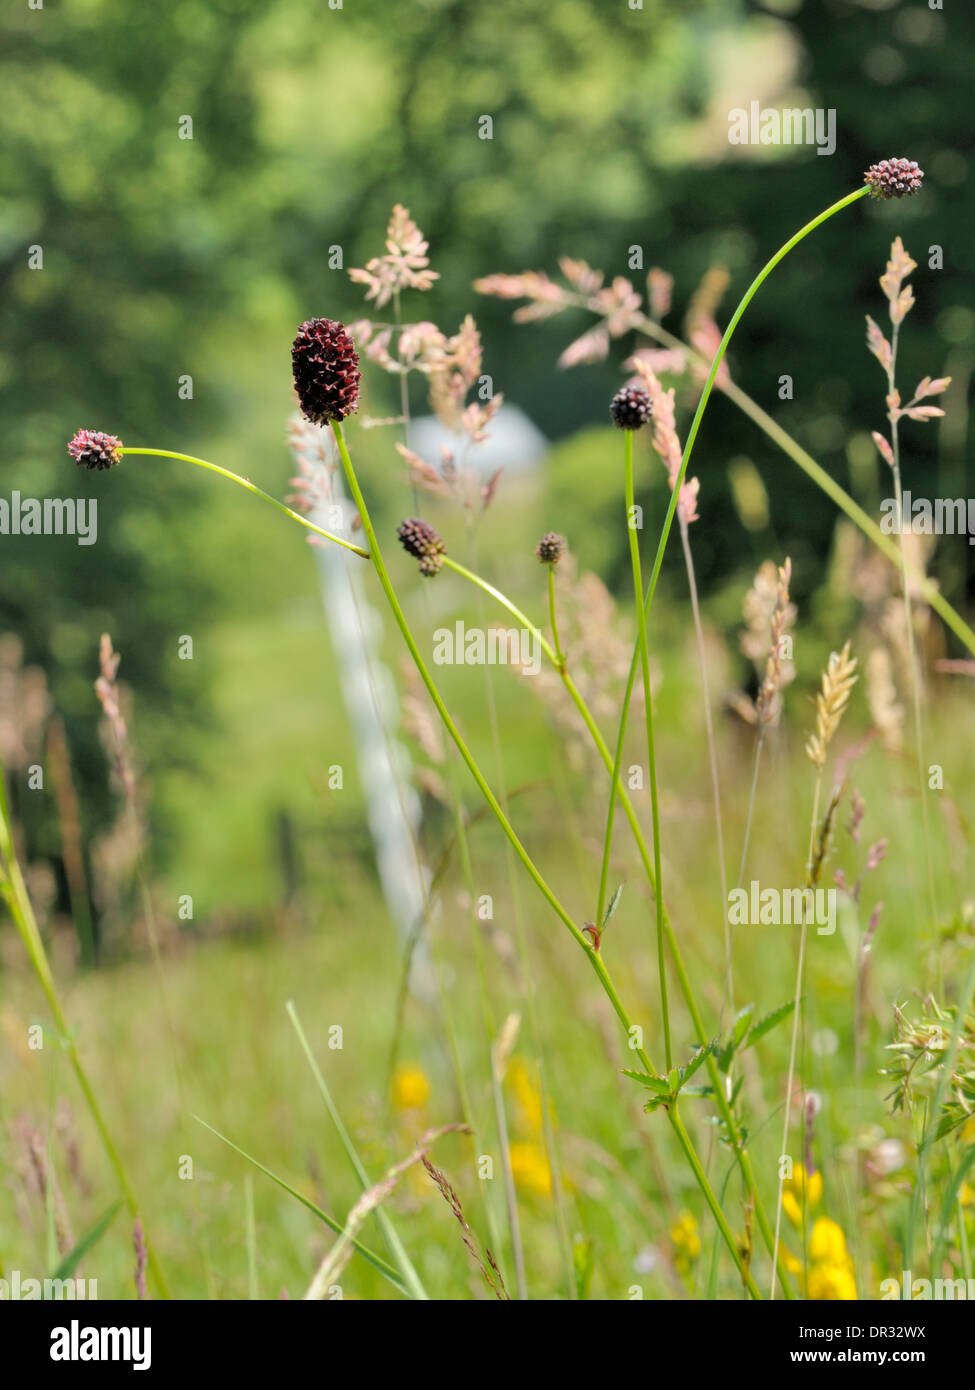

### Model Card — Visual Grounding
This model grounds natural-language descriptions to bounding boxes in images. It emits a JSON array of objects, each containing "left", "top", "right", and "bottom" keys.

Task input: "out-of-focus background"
[{"left": 1, "top": 0, "right": 973, "bottom": 1299}]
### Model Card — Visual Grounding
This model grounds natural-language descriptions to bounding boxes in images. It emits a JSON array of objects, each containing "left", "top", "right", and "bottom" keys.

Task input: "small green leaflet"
[
  {"left": 744, "top": 997, "right": 797, "bottom": 1049},
  {"left": 621, "top": 1069, "right": 670, "bottom": 1095},
  {"left": 602, "top": 883, "right": 624, "bottom": 928}
]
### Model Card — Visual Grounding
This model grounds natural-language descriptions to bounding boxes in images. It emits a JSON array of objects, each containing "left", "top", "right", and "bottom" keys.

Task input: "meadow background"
[{"left": 1, "top": 0, "right": 973, "bottom": 1300}]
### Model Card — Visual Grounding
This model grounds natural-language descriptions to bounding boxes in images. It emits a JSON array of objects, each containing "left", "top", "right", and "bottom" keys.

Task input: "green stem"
[
  {"left": 332, "top": 426, "right": 636, "bottom": 1039},
  {"left": 601, "top": 186, "right": 871, "bottom": 933},
  {"left": 285, "top": 1001, "right": 429, "bottom": 1301},
  {"left": 770, "top": 772, "right": 822, "bottom": 1299},
  {"left": 441, "top": 552, "right": 794, "bottom": 1297},
  {"left": 671, "top": 1106, "right": 760, "bottom": 1300},
  {"left": 331, "top": 423, "right": 761, "bottom": 1291},
  {"left": 624, "top": 430, "right": 671, "bottom": 1070},
  {"left": 886, "top": 324, "right": 938, "bottom": 935},
  {"left": 547, "top": 566, "right": 566, "bottom": 671},
  {"left": 121, "top": 448, "right": 370, "bottom": 558},
  {"left": 0, "top": 763, "right": 169, "bottom": 1298}
]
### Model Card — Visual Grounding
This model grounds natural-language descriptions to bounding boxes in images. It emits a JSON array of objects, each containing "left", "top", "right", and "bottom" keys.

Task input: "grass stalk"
[
  {"left": 0, "top": 752, "right": 169, "bottom": 1298},
  {"left": 677, "top": 514, "right": 731, "bottom": 1016},
  {"left": 624, "top": 429, "right": 671, "bottom": 1069},
  {"left": 885, "top": 322, "right": 939, "bottom": 934},
  {"left": 442, "top": 552, "right": 794, "bottom": 1296},
  {"left": 285, "top": 1000, "right": 430, "bottom": 1300},
  {"left": 331, "top": 421, "right": 760, "bottom": 1293}
]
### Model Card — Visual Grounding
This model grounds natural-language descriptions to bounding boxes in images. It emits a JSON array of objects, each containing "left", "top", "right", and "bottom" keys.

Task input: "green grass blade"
[
  {"left": 285, "top": 1001, "right": 430, "bottom": 1301},
  {"left": 191, "top": 1114, "right": 408, "bottom": 1297},
  {"left": 50, "top": 1200, "right": 122, "bottom": 1282}
]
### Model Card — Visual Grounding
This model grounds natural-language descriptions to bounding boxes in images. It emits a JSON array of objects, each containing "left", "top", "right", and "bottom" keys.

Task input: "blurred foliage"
[{"left": 1, "top": 0, "right": 972, "bottom": 908}]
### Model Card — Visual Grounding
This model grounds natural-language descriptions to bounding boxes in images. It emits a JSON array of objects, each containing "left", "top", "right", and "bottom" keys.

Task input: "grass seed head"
[{"left": 805, "top": 641, "right": 858, "bottom": 772}]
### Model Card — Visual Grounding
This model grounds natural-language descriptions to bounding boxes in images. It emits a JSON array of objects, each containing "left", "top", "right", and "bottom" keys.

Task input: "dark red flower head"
[
  {"left": 864, "top": 158, "right": 924, "bottom": 200},
  {"left": 292, "top": 318, "right": 360, "bottom": 425},
  {"left": 68, "top": 429, "right": 123, "bottom": 470},
  {"left": 397, "top": 517, "right": 445, "bottom": 577},
  {"left": 610, "top": 385, "right": 653, "bottom": 431},
  {"left": 536, "top": 532, "right": 565, "bottom": 565}
]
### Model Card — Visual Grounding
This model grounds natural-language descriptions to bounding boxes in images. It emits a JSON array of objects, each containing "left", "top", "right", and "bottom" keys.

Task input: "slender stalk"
[
  {"left": 885, "top": 325, "right": 938, "bottom": 932},
  {"left": 678, "top": 515, "right": 730, "bottom": 1015},
  {"left": 0, "top": 759, "right": 169, "bottom": 1297},
  {"left": 600, "top": 187, "right": 871, "bottom": 936},
  {"left": 770, "top": 773, "right": 823, "bottom": 1299},
  {"left": 470, "top": 529, "right": 573, "bottom": 1299},
  {"left": 441, "top": 551, "right": 795, "bottom": 1296},
  {"left": 285, "top": 1001, "right": 429, "bottom": 1301},
  {"left": 558, "top": 258, "right": 975, "bottom": 657},
  {"left": 723, "top": 730, "right": 766, "bottom": 1034},
  {"left": 244, "top": 1175, "right": 259, "bottom": 1300},
  {"left": 448, "top": 770, "right": 528, "bottom": 1301},
  {"left": 670, "top": 1105, "right": 760, "bottom": 1300},
  {"left": 193, "top": 1114, "right": 409, "bottom": 1296},
  {"left": 331, "top": 421, "right": 761, "bottom": 1292},
  {"left": 121, "top": 448, "right": 370, "bottom": 558},
  {"left": 624, "top": 430, "right": 671, "bottom": 1069},
  {"left": 547, "top": 566, "right": 566, "bottom": 671}
]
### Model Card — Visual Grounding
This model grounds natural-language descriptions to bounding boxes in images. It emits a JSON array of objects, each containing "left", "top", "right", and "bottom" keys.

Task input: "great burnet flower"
[
  {"left": 864, "top": 158, "right": 924, "bottom": 200},
  {"left": 67, "top": 429, "right": 123, "bottom": 470},
  {"left": 397, "top": 517, "right": 445, "bottom": 577},
  {"left": 610, "top": 384, "right": 653, "bottom": 431},
  {"left": 535, "top": 532, "right": 565, "bottom": 565},
  {"left": 291, "top": 318, "right": 361, "bottom": 425}
]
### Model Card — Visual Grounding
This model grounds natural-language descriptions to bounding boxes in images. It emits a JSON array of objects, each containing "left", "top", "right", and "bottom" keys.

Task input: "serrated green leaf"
[
  {"left": 744, "top": 997, "right": 797, "bottom": 1049},
  {"left": 733, "top": 1004, "right": 756, "bottom": 1046},
  {"left": 642, "top": 1096, "right": 670, "bottom": 1114},
  {"left": 677, "top": 1042, "right": 716, "bottom": 1089},
  {"left": 621, "top": 1069, "right": 671, "bottom": 1095}
]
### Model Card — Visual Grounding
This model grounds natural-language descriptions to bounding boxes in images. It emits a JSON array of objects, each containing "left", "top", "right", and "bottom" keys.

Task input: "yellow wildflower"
[
  {"left": 960, "top": 1181, "right": 974, "bottom": 1208},
  {"left": 509, "top": 1140, "right": 552, "bottom": 1197},
  {"left": 805, "top": 1217, "right": 858, "bottom": 1300},
  {"left": 507, "top": 1056, "right": 545, "bottom": 1136},
  {"left": 782, "top": 1163, "right": 823, "bottom": 1228},
  {"left": 809, "top": 1216, "right": 848, "bottom": 1264},
  {"left": 807, "top": 1259, "right": 858, "bottom": 1301},
  {"left": 671, "top": 1209, "right": 702, "bottom": 1273},
  {"left": 391, "top": 1062, "right": 431, "bottom": 1111}
]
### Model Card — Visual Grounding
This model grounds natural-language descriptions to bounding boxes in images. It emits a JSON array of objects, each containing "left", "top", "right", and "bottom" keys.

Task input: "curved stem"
[
  {"left": 770, "top": 772, "right": 822, "bottom": 1299},
  {"left": 601, "top": 187, "right": 870, "bottom": 928},
  {"left": 332, "top": 426, "right": 646, "bottom": 1053},
  {"left": 886, "top": 326, "right": 938, "bottom": 934},
  {"left": 547, "top": 566, "right": 566, "bottom": 671},
  {"left": 331, "top": 424, "right": 763, "bottom": 1291},
  {"left": 441, "top": 551, "right": 794, "bottom": 1297},
  {"left": 121, "top": 448, "right": 370, "bottom": 558},
  {"left": 671, "top": 1106, "right": 761, "bottom": 1300},
  {"left": 0, "top": 764, "right": 169, "bottom": 1297},
  {"left": 625, "top": 430, "right": 671, "bottom": 1070}
]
